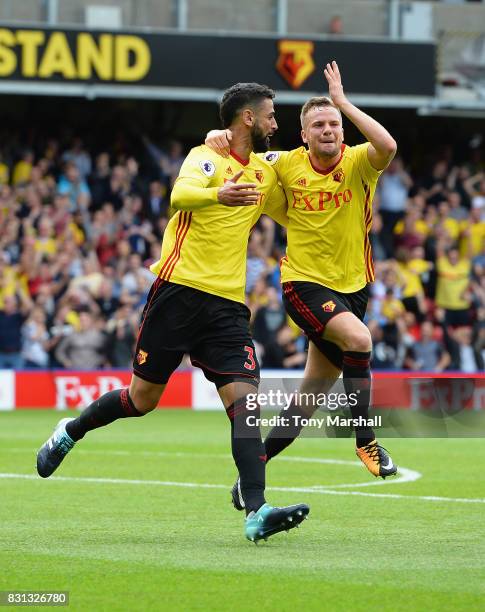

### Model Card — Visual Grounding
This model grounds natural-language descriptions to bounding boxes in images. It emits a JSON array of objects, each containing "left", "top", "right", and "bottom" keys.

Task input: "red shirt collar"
[
  {"left": 230, "top": 150, "right": 250, "bottom": 166},
  {"left": 308, "top": 143, "right": 346, "bottom": 175}
]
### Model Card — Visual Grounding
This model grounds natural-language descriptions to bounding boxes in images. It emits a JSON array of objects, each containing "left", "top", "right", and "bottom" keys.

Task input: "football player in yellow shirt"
[
  {"left": 37, "top": 82, "right": 309, "bottom": 542},
  {"left": 206, "top": 62, "right": 398, "bottom": 497}
]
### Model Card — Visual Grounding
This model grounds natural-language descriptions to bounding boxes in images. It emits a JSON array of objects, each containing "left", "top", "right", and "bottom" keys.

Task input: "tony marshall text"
[{"left": 246, "top": 415, "right": 382, "bottom": 428}]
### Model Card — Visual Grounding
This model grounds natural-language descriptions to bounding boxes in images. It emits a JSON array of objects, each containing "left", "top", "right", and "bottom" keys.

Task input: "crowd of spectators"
[{"left": 0, "top": 133, "right": 484, "bottom": 373}]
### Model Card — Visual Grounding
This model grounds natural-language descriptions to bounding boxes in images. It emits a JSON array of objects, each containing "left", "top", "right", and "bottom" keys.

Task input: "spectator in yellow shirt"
[
  {"left": 435, "top": 244, "right": 471, "bottom": 326},
  {"left": 34, "top": 216, "right": 57, "bottom": 258},
  {"left": 381, "top": 288, "right": 406, "bottom": 323},
  {"left": 0, "top": 153, "right": 9, "bottom": 185},
  {"left": 435, "top": 201, "right": 460, "bottom": 242},
  {"left": 460, "top": 208, "right": 485, "bottom": 258},
  {"left": 0, "top": 255, "right": 30, "bottom": 308},
  {"left": 394, "top": 207, "right": 429, "bottom": 248},
  {"left": 12, "top": 150, "right": 34, "bottom": 185},
  {"left": 396, "top": 246, "right": 432, "bottom": 321}
]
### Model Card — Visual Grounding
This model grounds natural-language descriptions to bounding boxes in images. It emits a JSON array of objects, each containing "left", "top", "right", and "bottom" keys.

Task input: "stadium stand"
[{"left": 0, "top": 129, "right": 484, "bottom": 372}]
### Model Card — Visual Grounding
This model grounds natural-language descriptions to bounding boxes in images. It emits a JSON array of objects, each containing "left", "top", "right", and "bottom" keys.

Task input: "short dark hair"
[
  {"left": 219, "top": 83, "right": 275, "bottom": 128},
  {"left": 300, "top": 96, "right": 341, "bottom": 128}
]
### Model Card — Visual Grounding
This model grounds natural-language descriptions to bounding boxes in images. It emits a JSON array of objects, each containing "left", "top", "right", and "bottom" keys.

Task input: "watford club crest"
[
  {"left": 225, "top": 166, "right": 233, "bottom": 175},
  {"left": 332, "top": 169, "right": 345, "bottom": 183},
  {"left": 276, "top": 40, "right": 315, "bottom": 89},
  {"left": 255, "top": 170, "right": 264, "bottom": 183},
  {"left": 137, "top": 349, "right": 148, "bottom": 365},
  {"left": 322, "top": 300, "right": 336, "bottom": 313}
]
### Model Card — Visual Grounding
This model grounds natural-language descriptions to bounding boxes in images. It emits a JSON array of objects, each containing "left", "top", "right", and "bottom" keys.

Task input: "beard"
[
  {"left": 318, "top": 142, "right": 340, "bottom": 159},
  {"left": 251, "top": 123, "right": 271, "bottom": 153}
]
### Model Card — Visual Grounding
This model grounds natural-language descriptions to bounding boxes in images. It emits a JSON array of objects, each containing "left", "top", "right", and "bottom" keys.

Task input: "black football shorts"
[
  {"left": 133, "top": 280, "right": 259, "bottom": 387},
  {"left": 282, "top": 280, "right": 369, "bottom": 369}
]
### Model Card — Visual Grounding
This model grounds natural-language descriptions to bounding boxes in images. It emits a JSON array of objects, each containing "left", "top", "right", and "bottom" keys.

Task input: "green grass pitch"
[{"left": 1, "top": 410, "right": 484, "bottom": 611}]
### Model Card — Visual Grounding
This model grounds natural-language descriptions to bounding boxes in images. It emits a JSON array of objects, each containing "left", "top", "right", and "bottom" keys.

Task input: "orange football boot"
[{"left": 356, "top": 440, "right": 397, "bottom": 479}]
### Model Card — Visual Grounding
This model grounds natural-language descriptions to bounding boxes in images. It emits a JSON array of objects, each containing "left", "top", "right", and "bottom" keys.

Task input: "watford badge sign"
[{"left": 276, "top": 40, "right": 315, "bottom": 89}]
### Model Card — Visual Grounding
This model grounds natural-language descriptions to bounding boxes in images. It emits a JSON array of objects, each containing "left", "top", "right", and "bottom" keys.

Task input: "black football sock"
[
  {"left": 226, "top": 397, "right": 266, "bottom": 515},
  {"left": 65, "top": 389, "right": 143, "bottom": 441},
  {"left": 342, "top": 351, "right": 374, "bottom": 447},
  {"left": 264, "top": 403, "right": 311, "bottom": 461}
]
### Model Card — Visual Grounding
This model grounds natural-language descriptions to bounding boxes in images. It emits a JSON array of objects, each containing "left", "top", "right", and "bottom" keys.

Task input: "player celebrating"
[
  {"left": 206, "top": 62, "right": 398, "bottom": 509},
  {"left": 37, "top": 82, "right": 309, "bottom": 542}
]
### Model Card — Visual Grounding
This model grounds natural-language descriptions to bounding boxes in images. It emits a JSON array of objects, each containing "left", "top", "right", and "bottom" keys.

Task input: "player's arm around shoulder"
[
  {"left": 171, "top": 146, "right": 220, "bottom": 211},
  {"left": 170, "top": 146, "right": 260, "bottom": 210},
  {"left": 203, "top": 127, "right": 290, "bottom": 175}
]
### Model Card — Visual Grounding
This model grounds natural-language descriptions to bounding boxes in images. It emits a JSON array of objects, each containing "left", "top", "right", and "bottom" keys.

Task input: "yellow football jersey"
[
  {"left": 262, "top": 144, "right": 381, "bottom": 293},
  {"left": 460, "top": 220, "right": 485, "bottom": 257},
  {"left": 150, "top": 145, "right": 287, "bottom": 303},
  {"left": 435, "top": 256, "right": 471, "bottom": 310}
]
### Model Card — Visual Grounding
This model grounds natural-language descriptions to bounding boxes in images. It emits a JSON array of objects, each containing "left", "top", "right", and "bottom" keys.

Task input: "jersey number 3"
[{"left": 243, "top": 345, "right": 256, "bottom": 371}]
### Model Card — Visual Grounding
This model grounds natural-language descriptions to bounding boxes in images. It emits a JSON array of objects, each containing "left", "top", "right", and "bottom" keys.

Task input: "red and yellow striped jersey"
[
  {"left": 262, "top": 143, "right": 381, "bottom": 293},
  {"left": 150, "top": 145, "right": 286, "bottom": 303}
]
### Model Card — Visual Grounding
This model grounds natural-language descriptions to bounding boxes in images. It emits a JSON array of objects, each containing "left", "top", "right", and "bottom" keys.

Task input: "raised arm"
[
  {"left": 464, "top": 171, "right": 484, "bottom": 198},
  {"left": 324, "top": 61, "right": 397, "bottom": 170}
]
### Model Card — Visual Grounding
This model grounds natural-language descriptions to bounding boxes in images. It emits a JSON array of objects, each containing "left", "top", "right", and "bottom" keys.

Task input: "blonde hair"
[{"left": 300, "top": 96, "right": 341, "bottom": 128}]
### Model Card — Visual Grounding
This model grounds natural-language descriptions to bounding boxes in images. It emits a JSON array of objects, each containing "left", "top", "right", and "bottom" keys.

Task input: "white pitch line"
[
  {"left": 6, "top": 447, "right": 422, "bottom": 489},
  {"left": 277, "top": 456, "right": 421, "bottom": 488},
  {"left": 1, "top": 473, "right": 484, "bottom": 504},
  {"left": 0, "top": 473, "right": 226, "bottom": 489}
]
